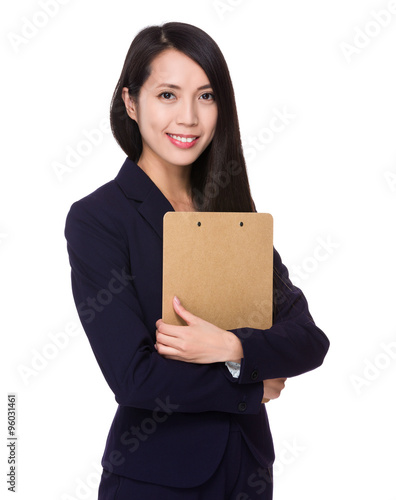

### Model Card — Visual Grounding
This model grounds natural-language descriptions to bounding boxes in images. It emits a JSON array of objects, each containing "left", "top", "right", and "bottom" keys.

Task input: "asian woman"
[{"left": 65, "top": 21, "right": 330, "bottom": 500}]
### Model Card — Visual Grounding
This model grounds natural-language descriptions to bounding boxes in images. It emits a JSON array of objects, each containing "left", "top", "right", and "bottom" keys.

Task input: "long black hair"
[{"left": 110, "top": 21, "right": 256, "bottom": 213}]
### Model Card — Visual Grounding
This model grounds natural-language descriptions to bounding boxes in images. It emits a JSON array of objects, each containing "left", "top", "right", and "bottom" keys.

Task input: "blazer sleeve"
[
  {"left": 64, "top": 198, "right": 264, "bottom": 414},
  {"left": 228, "top": 248, "right": 330, "bottom": 384}
]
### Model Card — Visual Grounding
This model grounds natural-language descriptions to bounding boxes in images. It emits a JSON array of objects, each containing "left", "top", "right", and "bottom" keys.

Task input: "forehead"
[{"left": 144, "top": 49, "right": 210, "bottom": 89}]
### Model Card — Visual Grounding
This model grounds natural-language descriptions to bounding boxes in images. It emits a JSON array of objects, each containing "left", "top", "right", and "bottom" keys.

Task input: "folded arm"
[
  {"left": 64, "top": 199, "right": 264, "bottom": 414},
  {"left": 228, "top": 248, "right": 330, "bottom": 384}
]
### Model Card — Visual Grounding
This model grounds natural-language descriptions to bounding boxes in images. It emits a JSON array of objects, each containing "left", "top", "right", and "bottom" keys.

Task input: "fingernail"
[{"left": 174, "top": 295, "right": 180, "bottom": 305}]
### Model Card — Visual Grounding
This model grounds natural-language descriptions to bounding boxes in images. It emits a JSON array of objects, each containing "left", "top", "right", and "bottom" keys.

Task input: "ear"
[{"left": 121, "top": 87, "right": 138, "bottom": 123}]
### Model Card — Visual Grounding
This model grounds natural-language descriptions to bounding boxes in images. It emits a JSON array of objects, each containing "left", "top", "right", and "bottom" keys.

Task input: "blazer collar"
[{"left": 114, "top": 157, "right": 175, "bottom": 240}]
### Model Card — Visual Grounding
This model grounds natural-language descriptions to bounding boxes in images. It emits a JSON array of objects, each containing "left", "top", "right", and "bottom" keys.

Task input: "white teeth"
[{"left": 168, "top": 134, "right": 197, "bottom": 143}]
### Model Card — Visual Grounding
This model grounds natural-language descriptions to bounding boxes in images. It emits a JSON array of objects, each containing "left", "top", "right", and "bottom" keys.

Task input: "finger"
[
  {"left": 156, "top": 323, "right": 184, "bottom": 339},
  {"left": 156, "top": 342, "right": 183, "bottom": 358},
  {"left": 156, "top": 331, "right": 184, "bottom": 350},
  {"left": 156, "top": 318, "right": 180, "bottom": 332},
  {"left": 172, "top": 296, "right": 197, "bottom": 325}
]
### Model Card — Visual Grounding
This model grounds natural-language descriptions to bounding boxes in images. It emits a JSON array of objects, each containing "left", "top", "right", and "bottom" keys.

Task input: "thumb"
[{"left": 173, "top": 295, "right": 196, "bottom": 324}]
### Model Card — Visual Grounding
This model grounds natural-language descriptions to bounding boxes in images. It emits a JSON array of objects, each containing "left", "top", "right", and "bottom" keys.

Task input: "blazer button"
[
  {"left": 251, "top": 369, "right": 258, "bottom": 380},
  {"left": 238, "top": 402, "right": 247, "bottom": 412}
]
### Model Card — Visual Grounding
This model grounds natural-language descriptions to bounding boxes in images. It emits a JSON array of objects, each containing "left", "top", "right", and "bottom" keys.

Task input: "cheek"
[
  {"left": 137, "top": 100, "right": 168, "bottom": 133},
  {"left": 144, "top": 106, "right": 171, "bottom": 134}
]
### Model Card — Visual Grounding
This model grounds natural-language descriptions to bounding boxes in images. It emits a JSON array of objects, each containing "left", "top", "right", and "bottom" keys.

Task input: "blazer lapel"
[{"left": 114, "top": 157, "right": 175, "bottom": 240}]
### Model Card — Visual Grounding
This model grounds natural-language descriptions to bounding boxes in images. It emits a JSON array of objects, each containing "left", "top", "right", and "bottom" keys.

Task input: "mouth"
[
  {"left": 166, "top": 133, "right": 199, "bottom": 143},
  {"left": 166, "top": 133, "right": 200, "bottom": 149}
]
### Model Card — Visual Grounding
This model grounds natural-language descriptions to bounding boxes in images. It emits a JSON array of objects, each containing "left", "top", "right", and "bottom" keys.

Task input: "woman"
[{"left": 65, "top": 21, "right": 330, "bottom": 499}]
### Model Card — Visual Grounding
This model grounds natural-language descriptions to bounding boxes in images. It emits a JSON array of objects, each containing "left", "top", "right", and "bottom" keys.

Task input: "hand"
[
  {"left": 262, "top": 378, "right": 287, "bottom": 403},
  {"left": 155, "top": 296, "right": 243, "bottom": 364}
]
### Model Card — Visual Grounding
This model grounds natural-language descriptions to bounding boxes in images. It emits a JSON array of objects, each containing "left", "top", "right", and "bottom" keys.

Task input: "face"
[{"left": 122, "top": 49, "right": 218, "bottom": 170}]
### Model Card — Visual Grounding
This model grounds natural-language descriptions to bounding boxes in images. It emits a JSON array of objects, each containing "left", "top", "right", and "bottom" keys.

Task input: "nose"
[{"left": 176, "top": 99, "right": 198, "bottom": 126}]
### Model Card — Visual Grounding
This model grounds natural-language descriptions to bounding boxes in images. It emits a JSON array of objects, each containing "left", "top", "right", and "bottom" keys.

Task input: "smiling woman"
[
  {"left": 64, "top": 21, "right": 329, "bottom": 500},
  {"left": 109, "top": 22, "right": 257, "bottom": 213},
  {"left": 119, "top": 48, "right": 218, "bottom": 211}
]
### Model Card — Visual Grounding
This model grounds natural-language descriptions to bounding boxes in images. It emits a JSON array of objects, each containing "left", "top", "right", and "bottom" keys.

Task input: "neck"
[{"left": 137, "top": 153, "right": 193, "bottom": 204}]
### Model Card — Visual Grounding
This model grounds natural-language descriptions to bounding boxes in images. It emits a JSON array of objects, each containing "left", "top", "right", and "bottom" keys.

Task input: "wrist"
[{"left": 223, "top": 330, "right": 243, "bottom": 363}]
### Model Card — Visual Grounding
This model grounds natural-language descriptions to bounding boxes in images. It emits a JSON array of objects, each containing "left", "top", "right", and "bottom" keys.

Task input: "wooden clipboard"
[{"left": 162, "top": 212, "right": 273, "bottom": 331}]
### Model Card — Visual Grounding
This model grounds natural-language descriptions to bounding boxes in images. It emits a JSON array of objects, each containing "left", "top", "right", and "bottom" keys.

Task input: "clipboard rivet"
[
  {"left": 197, "top": 221, "right": 201, "bottom": 226},
  {"left": 240, "top": 222, "right": 244, "bottom": 226}
]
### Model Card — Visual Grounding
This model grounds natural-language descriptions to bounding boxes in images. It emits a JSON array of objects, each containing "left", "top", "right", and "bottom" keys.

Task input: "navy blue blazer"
[{"left": 64, "top": 157, "right": 329, "bottom": 488}]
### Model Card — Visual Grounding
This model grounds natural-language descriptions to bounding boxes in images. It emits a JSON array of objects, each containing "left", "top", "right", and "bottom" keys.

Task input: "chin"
[{"left": 167, "top": 153, "right": 202, "bottom": 166}]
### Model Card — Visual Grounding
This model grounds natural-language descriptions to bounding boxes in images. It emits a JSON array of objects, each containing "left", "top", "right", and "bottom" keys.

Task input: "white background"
[{"left": 1, "top": 1, "right": 396, "bottom": 498}]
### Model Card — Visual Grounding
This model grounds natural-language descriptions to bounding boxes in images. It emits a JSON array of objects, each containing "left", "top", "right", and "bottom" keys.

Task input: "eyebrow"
[{"left": 155, "top": 83, "right": 213, "bottom": 91}]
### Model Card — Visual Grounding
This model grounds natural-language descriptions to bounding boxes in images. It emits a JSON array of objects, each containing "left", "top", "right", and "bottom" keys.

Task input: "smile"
[{"left": 166, "top": 133, "right": 200, "bottom": 149}]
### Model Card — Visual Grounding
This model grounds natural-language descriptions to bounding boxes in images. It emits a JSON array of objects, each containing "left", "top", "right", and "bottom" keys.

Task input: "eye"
[
  {"left": 159, "top": 92, "right": 175, "bottom": 100},
  {"left": 200, "top": 93, "right": 215, "bottom": 101}
]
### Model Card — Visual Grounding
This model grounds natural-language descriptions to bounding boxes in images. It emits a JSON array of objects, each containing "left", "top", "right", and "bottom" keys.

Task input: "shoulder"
[{"left": 64, "top": 177, "right": 130, "bottom": 244}]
